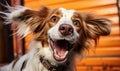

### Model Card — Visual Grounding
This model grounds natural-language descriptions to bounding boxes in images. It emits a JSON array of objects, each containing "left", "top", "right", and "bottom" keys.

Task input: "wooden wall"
[{"left": 24, "top": 0, "right": 120, "bottom": 71}]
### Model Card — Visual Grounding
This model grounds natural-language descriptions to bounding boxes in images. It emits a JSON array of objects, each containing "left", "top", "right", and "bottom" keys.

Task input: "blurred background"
[{"left": 0, "top": 0, "right": 120, "bottom": 71}]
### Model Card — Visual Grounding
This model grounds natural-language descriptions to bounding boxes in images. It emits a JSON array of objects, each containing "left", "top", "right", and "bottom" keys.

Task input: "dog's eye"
[
  {"left": 73, "top": 20, "right": 80, "bottom": 26},
  {"left": 51, "top": 16, "right": 58, "bottom": 22}
]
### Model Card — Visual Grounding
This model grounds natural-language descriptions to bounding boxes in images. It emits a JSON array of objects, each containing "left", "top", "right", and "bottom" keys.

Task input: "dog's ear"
[
  {"left": 83, "top": 13, "right": 111, "bottom": 40},
  {"left": 1, "top": 6, "right": 51, "bottom": 37},
  {"left": 74, "top": 13, "right": 111, "bottom": 54}
]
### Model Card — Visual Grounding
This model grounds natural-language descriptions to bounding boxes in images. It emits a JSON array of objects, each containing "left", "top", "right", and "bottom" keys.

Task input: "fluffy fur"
[{"left": 0, "top": 6, "right": 111, "bottom": 71}]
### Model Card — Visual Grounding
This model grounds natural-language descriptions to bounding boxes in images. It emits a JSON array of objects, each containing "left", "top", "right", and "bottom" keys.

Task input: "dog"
[{"left": 0, "top": 6, "right": 111, "bottom": 71}]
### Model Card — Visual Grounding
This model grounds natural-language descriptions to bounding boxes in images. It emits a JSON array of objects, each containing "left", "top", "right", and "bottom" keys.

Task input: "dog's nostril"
[
  {"left": 68, "top": 27, "right": 73, "bottom": 33},
  {"left": 61, "top": 26, "right": 65, "bottom": 30},
  {"left": 59, "top": 24, "right": 73, "bottom": 36}
]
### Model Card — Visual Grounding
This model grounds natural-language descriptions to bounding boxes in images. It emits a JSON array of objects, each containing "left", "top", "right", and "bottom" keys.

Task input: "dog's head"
[{"left": 4, "top": 6, "right": 111, "bottom": 65}]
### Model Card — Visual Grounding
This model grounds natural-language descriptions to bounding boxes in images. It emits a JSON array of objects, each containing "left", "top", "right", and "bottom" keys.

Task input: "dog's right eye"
[{"left": 51, "top": 16, "right": 59, "bottom": 22}]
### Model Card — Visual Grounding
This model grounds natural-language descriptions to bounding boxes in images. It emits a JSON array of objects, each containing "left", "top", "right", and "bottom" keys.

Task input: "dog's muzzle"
[{"left": 48, "top": 23, "right": 77, "bottom": 62}]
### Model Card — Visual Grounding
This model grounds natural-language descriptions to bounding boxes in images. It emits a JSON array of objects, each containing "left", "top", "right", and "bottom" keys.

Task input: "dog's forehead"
[{"left": 58, "top": 8, "right": 76, "bottom": 17}]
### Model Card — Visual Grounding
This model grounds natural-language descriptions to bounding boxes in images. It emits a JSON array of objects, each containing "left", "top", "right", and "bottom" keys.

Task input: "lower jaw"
[
  {"left": 54, "top": 56, "right": 65, "bottom": 62},
  {"left": 54, "top": 58, "right": 67, "bottom": 64},
  {"left": 53, "top": 53, "right": 69, "bottom": 63}
]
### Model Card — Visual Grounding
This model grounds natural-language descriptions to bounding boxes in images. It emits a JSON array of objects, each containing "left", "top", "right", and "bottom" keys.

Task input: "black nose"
[{"left": 59, "top": 24, "right": 73, "bottom": 36}]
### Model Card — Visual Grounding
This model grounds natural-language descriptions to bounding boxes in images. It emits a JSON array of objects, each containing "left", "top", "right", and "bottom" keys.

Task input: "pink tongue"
[
  {"left": 56, "top": 47, "right": 66, "bottom": 57},
  {"left": 54, "top": 40, "right": 68, "bottom": 57}
]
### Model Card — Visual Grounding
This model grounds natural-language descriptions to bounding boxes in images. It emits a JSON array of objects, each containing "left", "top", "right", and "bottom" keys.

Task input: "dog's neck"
[
  {"left": 39, "top": 56, "right": 69, "bottom": 71},
  {"left": 39, "top": 56, "right": 57, "bottom": 71}
]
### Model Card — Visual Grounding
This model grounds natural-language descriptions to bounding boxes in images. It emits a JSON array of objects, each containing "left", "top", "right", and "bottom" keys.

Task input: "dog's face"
[
  {"left": 47, "top": 8, "right": 80, "bottom": 62},
  {"left": 6, "top": 6, "right": 111, "bottom": 65},
  {"left": 33, "top": 8, "right": 82, "bottom": 64}
]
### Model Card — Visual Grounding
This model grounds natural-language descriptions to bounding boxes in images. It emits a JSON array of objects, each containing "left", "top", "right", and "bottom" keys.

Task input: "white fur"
[
  {"left": 0, "top": 6, "right": 31, "bottom": 37},
  {"left": 17, "top": 22, "right": 31, "bottom": 38},
  {"left": 1, "top": 54, "right": 28, "bottom": 71}
]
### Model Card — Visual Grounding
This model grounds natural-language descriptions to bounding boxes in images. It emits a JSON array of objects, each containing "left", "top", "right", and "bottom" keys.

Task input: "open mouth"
[{"left": 50, "top": 38, "right": 72, "bottom": 61}]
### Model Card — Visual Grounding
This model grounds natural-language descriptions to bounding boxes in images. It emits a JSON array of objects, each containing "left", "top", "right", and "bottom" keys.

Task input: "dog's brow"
[
  {"left": 55, "top": 10, "right": 62, "bottom": 15},
  {"left": 50, "top": 9, "right": 61, "bottom": 15},
  {"left": 73, "top": 12, "right": 82, "bottom": 19}
]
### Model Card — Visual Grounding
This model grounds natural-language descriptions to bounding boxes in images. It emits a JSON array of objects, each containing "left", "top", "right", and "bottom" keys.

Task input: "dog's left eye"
[
  {"left": 73, "top": 20, "right": 80, "bottom": 26},
  {"left": 51, "top": 16, "right": 59, "bottom": 22}
]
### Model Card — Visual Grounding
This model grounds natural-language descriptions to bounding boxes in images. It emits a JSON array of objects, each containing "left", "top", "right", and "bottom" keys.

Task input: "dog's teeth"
[
  {"left": 54, "top": 49, "right": 59, "bottom": 58},
  {"left": 60, "top": 51, "right": 68, "bottom": 59},
  {"left": 54, "top": 49, "right": 68, "bottom": 59}
]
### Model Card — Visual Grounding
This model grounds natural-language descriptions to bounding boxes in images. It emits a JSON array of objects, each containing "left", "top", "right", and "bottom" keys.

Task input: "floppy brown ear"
[
  {"left": 84, "top": 14, "right": 111, "bottom": 40},
  {"left": 1, "top": 6, "right": 50, "bottom": 37},
  {"left": 20, "top": 6, "right": 51, "bottom": 33},
  {"left": 73, "top": 13, "right": 111, "bottom": 54}
]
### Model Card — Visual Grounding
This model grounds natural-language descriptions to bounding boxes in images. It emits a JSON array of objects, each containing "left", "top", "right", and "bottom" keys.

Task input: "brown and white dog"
[{"left": 0, "top": 6, "right": 111, "bottom": 71}]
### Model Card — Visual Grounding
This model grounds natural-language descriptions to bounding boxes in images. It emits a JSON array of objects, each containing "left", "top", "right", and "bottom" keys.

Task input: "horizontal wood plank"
[
  {"left": 76, "top": 57, "right": 120, "bottom": 66},
  {"left": 87, "top": 47, "right": 120, "bottom": 56},
  {"left": 98, "top": 36, "right": 120, "bottom": 47},
  {"left": 25, "top": 0, "right": 74, "bottom": 5},
  {"left": 78, "top": 4, "right": 117, "bottom": 16},
  {"left": 76, "top": 66, "right": 120, "bottom": 71},
  {"left": 25, "top": 0, "right": 116, "bottom": 10}
]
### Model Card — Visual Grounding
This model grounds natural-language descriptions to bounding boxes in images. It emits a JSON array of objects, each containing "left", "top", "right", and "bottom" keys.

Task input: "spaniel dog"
[{"left": 0, "top": 6, "right": 111, "bottom": 71}]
